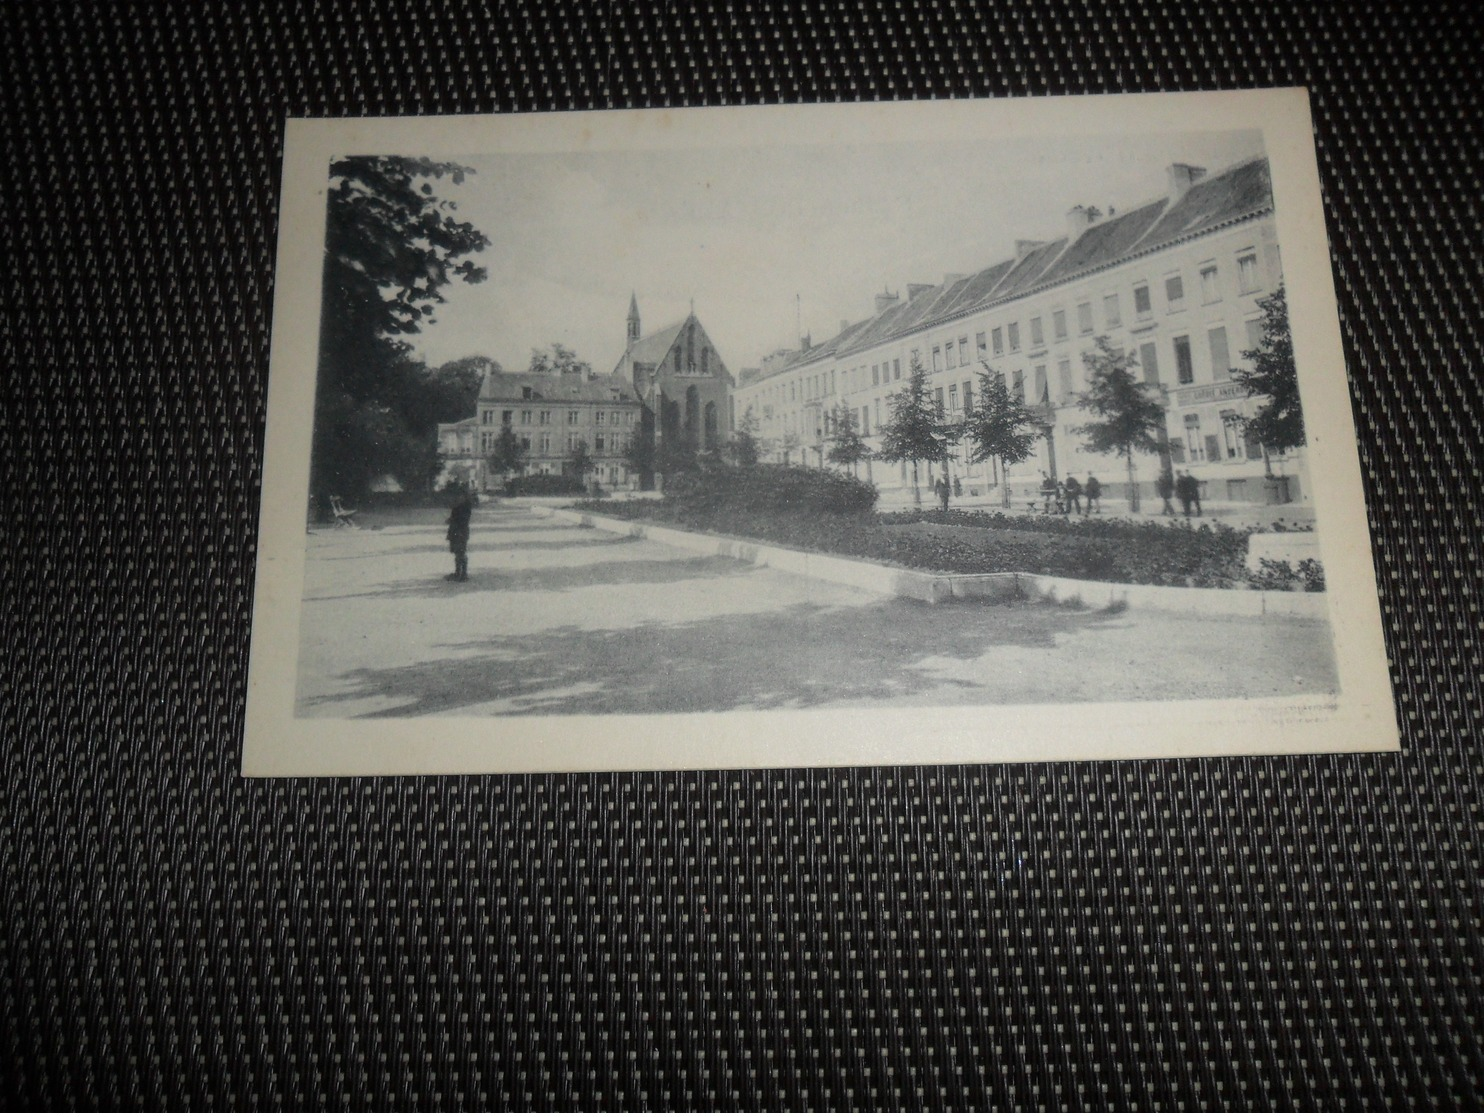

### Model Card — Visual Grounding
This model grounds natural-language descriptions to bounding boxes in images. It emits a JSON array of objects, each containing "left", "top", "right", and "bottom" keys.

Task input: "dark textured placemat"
[{"left": 3, "top": 1, "right": 1481, "bottom": 1108}]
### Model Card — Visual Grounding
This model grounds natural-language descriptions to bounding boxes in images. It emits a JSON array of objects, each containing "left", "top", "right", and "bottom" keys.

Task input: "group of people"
[
  {"left": 1038, "top": 472, "right": 1103, "bottom": 516},
  {"left": 1156, "top": 470, "right": 1204, "bottom": 517}
]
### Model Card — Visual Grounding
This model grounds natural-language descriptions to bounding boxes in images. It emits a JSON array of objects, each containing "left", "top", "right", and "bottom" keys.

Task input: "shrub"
[
  {"left": 1297, "top": 558, "right": 1326, "bottom": 592},
  {"left": 506, "top": 474, "right": 587, "bottom": 497},
  {"left": 1249, "top": 558, "right": 1297, "bottom": 591},
  {"left": 663, "top": 463, "right": 878, "bottom": 523}
]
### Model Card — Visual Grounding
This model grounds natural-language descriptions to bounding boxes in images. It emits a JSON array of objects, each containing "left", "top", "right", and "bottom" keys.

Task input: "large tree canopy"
[
  {"left": 1074, "top": 337, "right": 1168, "bottom": 512},
  {"left": 312, "top": 156, "right": 491, "bottom": 501}
]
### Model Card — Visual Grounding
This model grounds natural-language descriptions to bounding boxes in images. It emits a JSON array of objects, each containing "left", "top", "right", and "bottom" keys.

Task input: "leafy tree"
[
  {"left": 566, "top": 438, "right": 594, "bottom": 481},
  {"left": 529, "top": 342, "right": 593, "bottom": 379},
  {"left": 961, "top": 362, "right": 1043, "bottom": 507},
  {"left": 825, "top": 404, "right": 872, "bottom": 477},
  {"left": 1073, "top": 337, "right": 1169, "bottom": 512},
  {"left": 486, "top": 426, "right": 527, "bottom": 479},
  {"left": 313, "top": 156, "right": 489, "bottom": 501},
  {"left": 877, "top": 355, "right": 952, "bottom": 507},
  {"left": 1231, "top": 284, "right": 1303, "bottom": 470},
  {"left": 727, "top": 407, "right": 764, "bottom": 468},
  {"left": 623, "top": 429, "right": 655, "bottom": 483}
]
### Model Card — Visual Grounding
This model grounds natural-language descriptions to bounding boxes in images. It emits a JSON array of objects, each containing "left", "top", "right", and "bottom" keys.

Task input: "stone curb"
[{"left": 527, "top": 505, "right": 1329, "bottom": 619}]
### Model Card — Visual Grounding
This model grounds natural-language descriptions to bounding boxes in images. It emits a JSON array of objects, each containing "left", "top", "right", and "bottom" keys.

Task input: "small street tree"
[
  {"left": 727, "top": 407, "right": 763, "bottom": 468},
  {"left": 566, "top": 438, "right": 594, "bottom": 482},
  {"left": 878, "top": 355, "right": 952, "bottom": 508},
  {"left": 486, "top": 426, "right": 527, "bottom": 483},
  {"left": 528, "top": 342, "right": 593, "bottom": 379},
  {"left": 1073, "top": 337, "right": 1168, "bottom": 513},
  {"left": 825, "top": 404, "right": 872, "bottom": 478},
  {"left": 961, "top": 362, "right": 1043, "bottom": 507},
  {"left": 1231, "top": 284, "right": 1303, "bottom": 473}
]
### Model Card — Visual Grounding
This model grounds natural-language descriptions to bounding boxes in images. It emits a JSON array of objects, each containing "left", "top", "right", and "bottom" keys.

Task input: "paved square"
[{"left": 295, "top": 504, "right": 1339, "bottom": 717}]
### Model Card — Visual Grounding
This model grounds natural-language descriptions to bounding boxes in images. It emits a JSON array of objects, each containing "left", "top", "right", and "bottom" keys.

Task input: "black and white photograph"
[{"left": 245, "top": 91, "right": 1398, "bottom": 773}]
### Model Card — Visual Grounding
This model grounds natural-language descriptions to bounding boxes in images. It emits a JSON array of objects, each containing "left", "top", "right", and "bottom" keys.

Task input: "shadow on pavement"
[
  {"left": 318, "top": 599, "right": 1115, "bottom": 717},
  {"left": 306, "top": 554, "right": 753, "bottom": 602}
]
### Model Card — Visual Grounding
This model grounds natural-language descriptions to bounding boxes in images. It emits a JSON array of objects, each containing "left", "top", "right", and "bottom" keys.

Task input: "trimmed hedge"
[
  {"left": 506, "top": 474, "right": 586, "bottom": 496},
  {"left": 663, "top": 463, "right": 878, "bottom": 521}
]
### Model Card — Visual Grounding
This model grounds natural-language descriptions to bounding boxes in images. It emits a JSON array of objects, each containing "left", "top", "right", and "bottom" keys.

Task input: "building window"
[
  {"left": 1245, "top": 317, "right": 1264, "bottom": 354},
  {"left": 595, "top": 434, "right": 605, "bottom": 452},
  {"left": 1221, "top": 411, "right": 1244, "bottom": 459},
  {"left": 1165, "top": 274, "right": 1185, "bottom": 313},
  {"left": 1139, "top": 341, "right": 1160, "bottom": 385},
  {"left": 1077, "top": 302, "right": 1093, "bottom": 335},
  {"left": 872, "top": 363, "right": 880, "bottom": 386},
  {"left": 976, "top": 332, "right": 987, "bottom": 358},
  {"left": 959, "top": 337, "right": 969, "bottom": 364},
  {"left": 1030, "top": 316, "right": 1044, "bottom": 347},
  {"left": 1033, "top": 365, "right": 1048, "bottom": 404},
  {"left": 539, "top": 433, "right": 551, "bottom": 453},
  {"left": 1184, "top": 414, "right": 1203, "bottom": 461},
  {"left": 1057, "top": 358, "right": 1073, "bottom": 401},
  {"left": 539, "top": 410, "right": 551, "bottom": 425},
  {"left": 893, "top": 359, "right": 902, "bottom": 380},
  {"left": 567, "top": 433, "right": 578, "bottom": 452},
  {"left": 1208, "top": 326, "right": 1230, "bottom": 382},
  {"left": 1237, "top": 251, "right": 1260, "bottom": 293},
  {"left": 596, "top": 411, "right": 605, "bottom": 425},
  {"left": 932, "top": 346, "right": 943, "bottom": 372},
  {"left": 992, "top": 327, "right": 1004, "bottom": 356},
  {"left": 1008, "top": 322, "right": 1021, "bottom": 352},
  {"left": 502, "top": 410, "right": 513, "bottom": 425},
  {"left": 934, "top": 387, "right": 945, "bottom": 415},
  {"left": 568, "top": 410, "right": 579, "bottom": 424},
  {"left": 1200, "top": 264, "right": 1221, "bottom": 303},
  {"left": 520, "top": 409, "right": 533, "bottom": 424},
  {"left": 1104, "top": 293, "right": 1121, "bottom": 328},
  {"left": 948, "top": 384, "right": 958, "bottom": 412},
  {"left": 1173, "top": 336, "right": 1194, "bottom": 384},
  {"left": 874, "top": 398, "right": 882, "bottom": 427},
  {"left": 520, "top": 435, "right": 531, "bottom": 450},
  {"left": 962, "top": 381, "right": 973, "bottom": 413},
  {"left": 861, "top": 407, "right": 870, "bottom": 436},
  {"left": 945, "top": 343, "right": 956, "bottom": 370},
  {"left": 1134, "top": 284, "right": 1152, "bottom": 319}
]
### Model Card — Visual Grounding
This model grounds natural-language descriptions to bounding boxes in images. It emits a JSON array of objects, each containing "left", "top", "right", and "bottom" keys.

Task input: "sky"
[{"left": 399, "top": 128, "right": 1265, "bottom": 376}]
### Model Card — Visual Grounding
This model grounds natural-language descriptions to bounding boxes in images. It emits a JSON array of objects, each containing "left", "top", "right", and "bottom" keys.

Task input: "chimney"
[
  {"left": 800, "top": 333, "right": 812, "bottom": 350},
  {"left": 906, "top": 283, "right": 934, "bottom": 301},
  {"left": 1014, "top": 239, "right": 1046, "bottom": 262},
  {"left": 1166, "top": 163, "right": 1207, "bottom": 201},
  {"left": 1066, "top": 204, "right": 1095, "bottom": 239},
  {"left": 943, "top": 273, "right": 965, "bottom": 287},
  {"left": 874, "top": 289, "right": 901, "bottom": 315}
]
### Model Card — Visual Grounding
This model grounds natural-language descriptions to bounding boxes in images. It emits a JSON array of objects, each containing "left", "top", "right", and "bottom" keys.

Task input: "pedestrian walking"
[
  {"left": 1040, "top": 472, "right": 1058, "bottom": 514},
  {"left": 1156, "top": 469, "right": 1177, "bottom": 516},
  {"left": 446, "top": 485, "right": 473, "bottom": 581},
  {"left": 1084, "top": 475, "right": 1102, "bottom": 514},
  {"left": 1063, "top": 473, "right": 1082, "bottom": 515},
  {"left": 1176, "top": 471, "right": 1201, "bottom": 517}
]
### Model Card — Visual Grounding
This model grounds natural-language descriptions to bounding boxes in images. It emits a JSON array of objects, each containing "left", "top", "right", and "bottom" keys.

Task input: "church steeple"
[{"left": 626, "top": 292, "right": 641, "bottom": 345}]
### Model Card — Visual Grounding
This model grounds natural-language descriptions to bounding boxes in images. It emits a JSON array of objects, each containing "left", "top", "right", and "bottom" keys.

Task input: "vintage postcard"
[{"left": 244, "top": 89, "right": 1399, "bottom": 775}]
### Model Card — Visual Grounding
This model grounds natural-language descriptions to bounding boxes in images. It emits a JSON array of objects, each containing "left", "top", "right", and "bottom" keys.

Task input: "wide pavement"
[{"left": 295, "top": 502, "right": 1339, "bottom": 718}]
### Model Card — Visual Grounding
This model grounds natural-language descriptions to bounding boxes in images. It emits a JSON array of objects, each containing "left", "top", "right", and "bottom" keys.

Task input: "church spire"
[{"left": 626, "top": 292, "right": 641, "bottom": 345}]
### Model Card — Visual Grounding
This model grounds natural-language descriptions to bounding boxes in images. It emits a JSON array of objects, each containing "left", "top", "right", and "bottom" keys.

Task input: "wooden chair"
[{"left": 329, "top": 495, "right": 359, "bottom": 528}]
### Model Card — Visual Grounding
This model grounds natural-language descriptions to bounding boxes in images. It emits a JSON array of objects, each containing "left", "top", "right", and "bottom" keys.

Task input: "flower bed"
[{"left": 572, "top": 493, "right": 1276, "bottom": 587}]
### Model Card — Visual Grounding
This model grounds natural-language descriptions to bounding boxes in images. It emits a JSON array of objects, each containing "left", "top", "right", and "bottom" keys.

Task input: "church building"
[{"left": 611, "top": 295, "right": 735, "bottom": 485}]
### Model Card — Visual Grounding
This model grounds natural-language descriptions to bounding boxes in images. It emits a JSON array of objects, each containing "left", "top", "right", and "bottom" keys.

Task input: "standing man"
[
  {"left": 1156, "top": 468, "right": 1177, "bottom": 516},
  {"left": 446, "top": 484, "right": 473, "bottom": 582},
  {"left": 1176, "top": 471, "right": 1196, "bottom": 517},
  {"left": 1084, "top": 474, "right": 1101, "bottom": 514},
  {"left": 1063, "top": 473, "right": 1082, "bottom": 516},
  {"left": 935, "top": 474, "right": 951, "bottom": 513}
]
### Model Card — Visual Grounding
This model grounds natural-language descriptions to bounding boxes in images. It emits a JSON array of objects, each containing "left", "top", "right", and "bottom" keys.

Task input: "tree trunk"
[
  {"left": 1125, "top": 451, "right": 1140, "bottom": 513},
  {"left": 1000, "top": 456, "right": 1011, "bottom": 508},
  {"left": 911, "top": 460, "right": 921, "bottom": 509}
]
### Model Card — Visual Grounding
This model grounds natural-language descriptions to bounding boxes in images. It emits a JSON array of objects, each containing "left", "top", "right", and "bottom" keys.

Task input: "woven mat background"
[{"left": 4, "top": 1, "right": 1481, "bottom": 1108}]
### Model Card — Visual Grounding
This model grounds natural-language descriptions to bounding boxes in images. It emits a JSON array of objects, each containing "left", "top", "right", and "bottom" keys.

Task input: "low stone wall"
[{"left": 532, "top": 506, "right": 1329, "bottom": 618}]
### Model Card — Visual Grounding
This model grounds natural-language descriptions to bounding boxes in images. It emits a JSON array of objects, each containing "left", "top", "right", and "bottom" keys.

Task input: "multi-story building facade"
[
  {"left": 731, "top": 158, "right": 1300, "bottom": 506},
  {"left": 437, "top": 358, "right": 643, "bottom": 492}
]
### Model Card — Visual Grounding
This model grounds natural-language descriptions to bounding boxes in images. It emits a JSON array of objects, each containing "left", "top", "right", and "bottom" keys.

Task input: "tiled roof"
[
  {"left": 476, "top": 369, "right": 640, "bottom": 404},
  {"left": 622, "top": 319, "right": 687, "bottom": 369},
  {"left": 745, "top": 157, "right": 1272, "bottom": 378}
]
